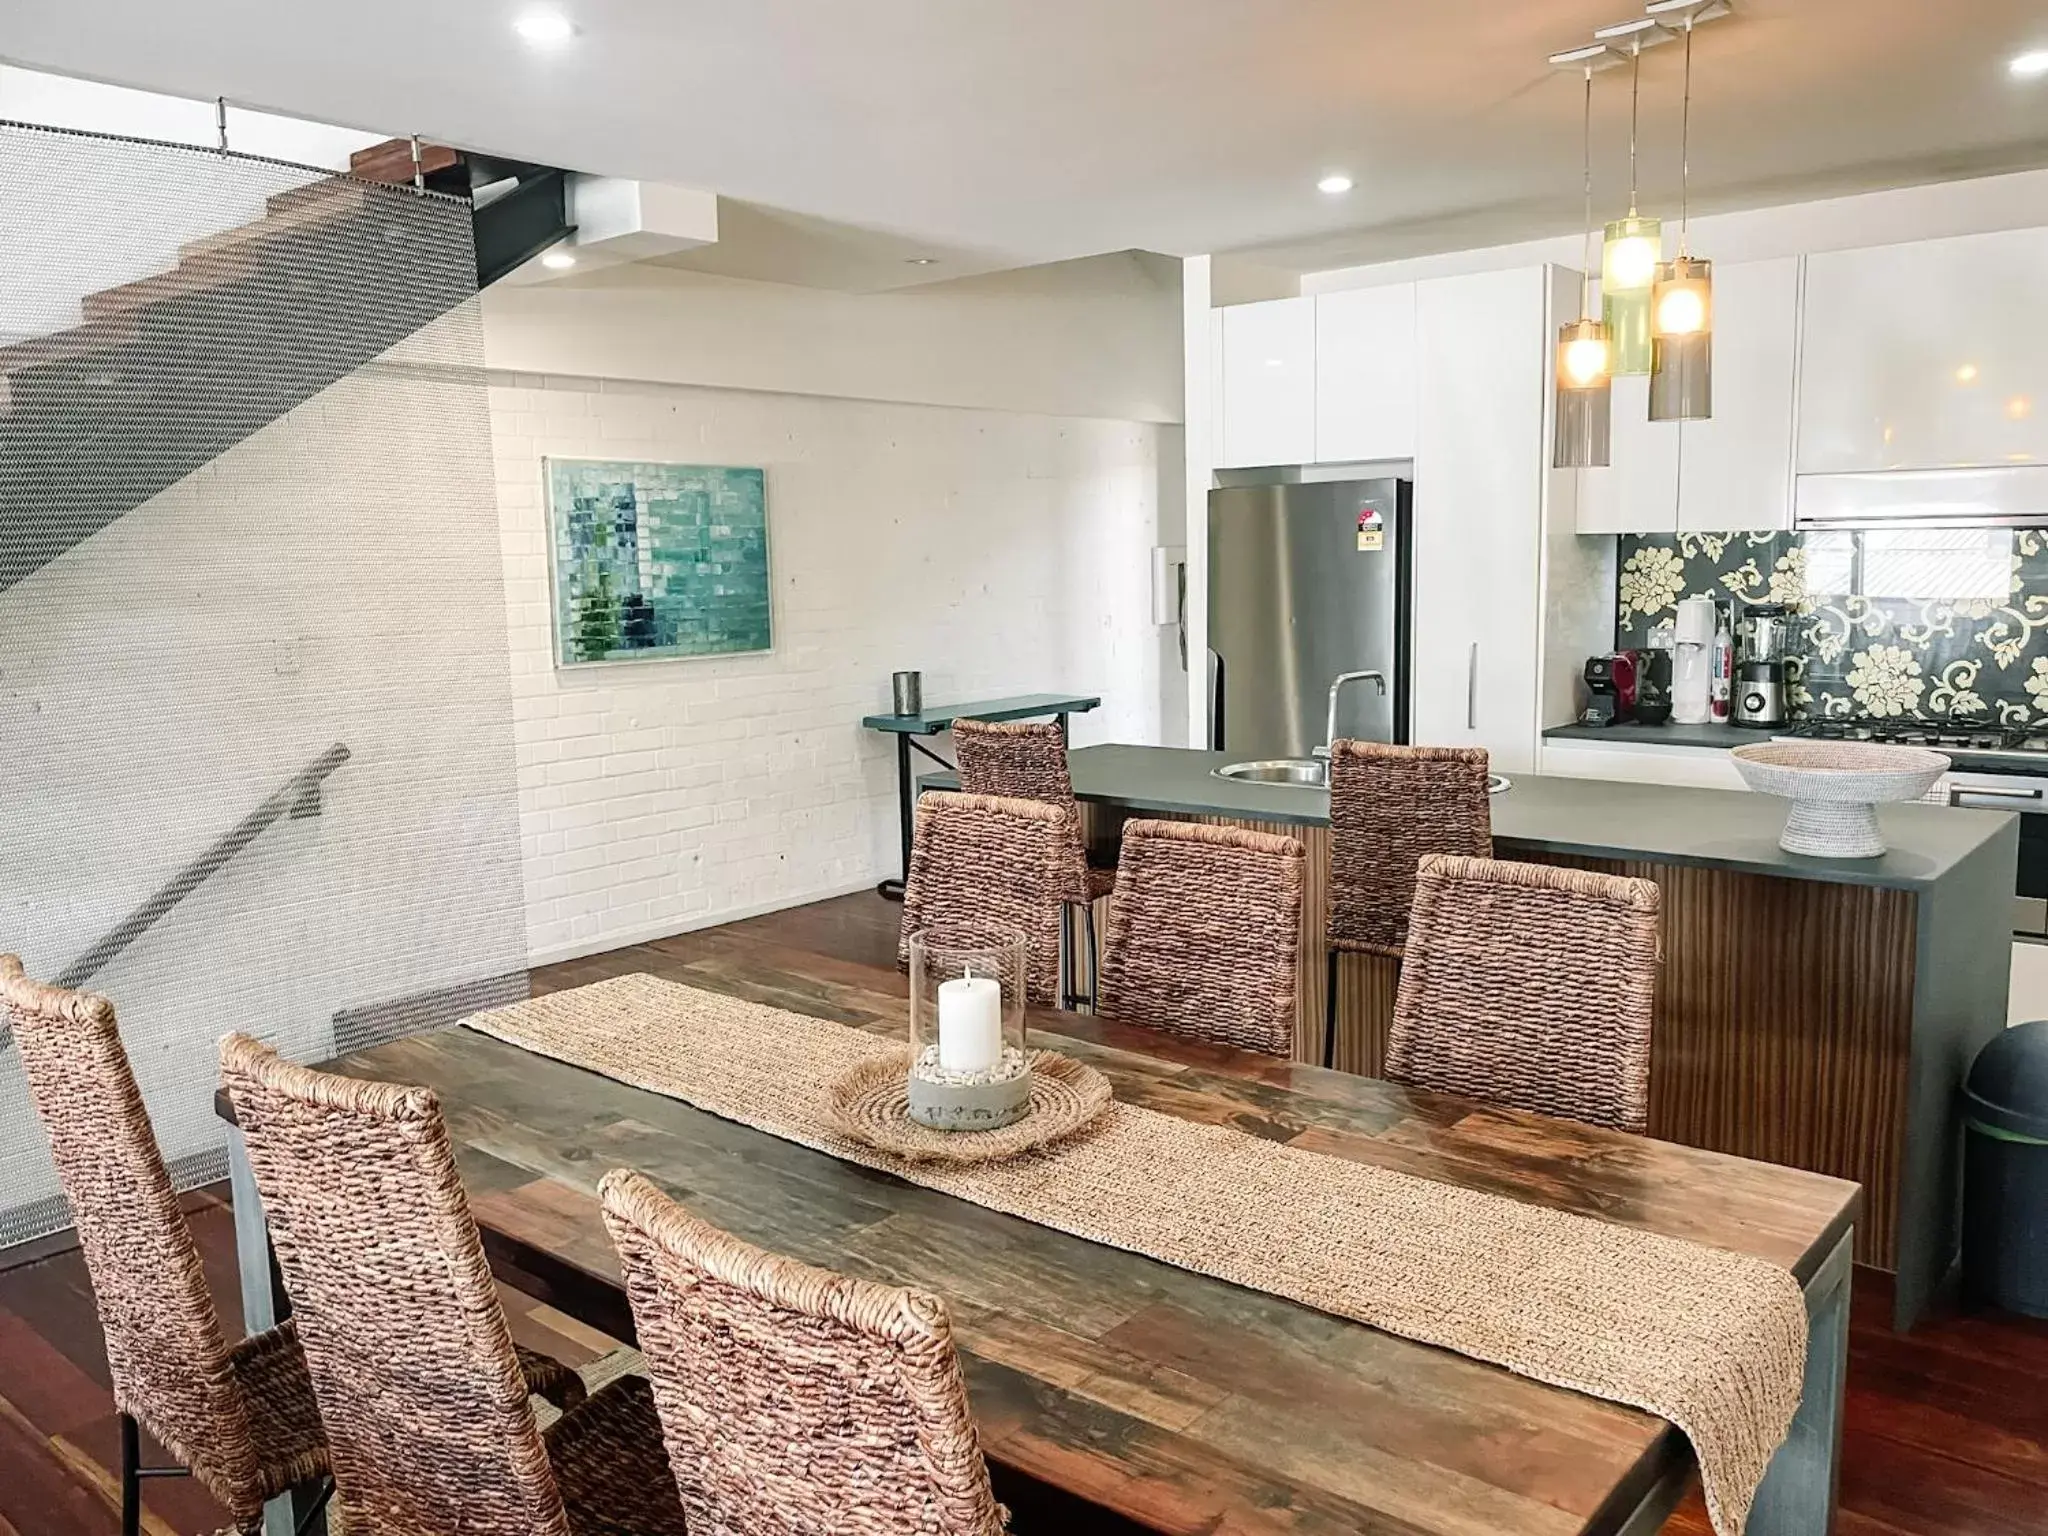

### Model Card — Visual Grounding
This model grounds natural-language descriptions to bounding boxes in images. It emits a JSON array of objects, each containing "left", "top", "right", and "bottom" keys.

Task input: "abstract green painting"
[{"left": 546, "top": 458, "right": 771, "bottom": 666}]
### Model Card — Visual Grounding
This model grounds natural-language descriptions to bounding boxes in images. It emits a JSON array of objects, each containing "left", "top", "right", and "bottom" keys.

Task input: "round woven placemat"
[{"left": 827, "top": 1049, "right": 1113, "bottom": 1165}]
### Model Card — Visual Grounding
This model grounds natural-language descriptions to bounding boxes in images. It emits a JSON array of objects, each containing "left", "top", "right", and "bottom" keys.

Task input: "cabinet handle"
[
  {"left": 1952, "top": 786, "right": 2044, "bottom": 809},
  {"left": 1466, "top": 643, "right": 1479, "bottom": 731}
]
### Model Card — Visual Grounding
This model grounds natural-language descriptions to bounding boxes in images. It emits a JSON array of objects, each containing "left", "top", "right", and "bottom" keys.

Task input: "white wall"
[
  {"left": 482, "top": 254, "right": 1184, "bottom": 426},
  {"left": 0, "top": 313, "right": 525, "bottom": 1223},
  {"left": 1301, "top": 165, "right": 2048, "bottom": 294},
  {"left": 484, "top": 261, "right": 1185, "bottom": 963}
]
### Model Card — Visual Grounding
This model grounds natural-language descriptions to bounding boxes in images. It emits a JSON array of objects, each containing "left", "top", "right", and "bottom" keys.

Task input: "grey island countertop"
[{"left": 925, "top": 743, "right": 2015, "bottom": 892}]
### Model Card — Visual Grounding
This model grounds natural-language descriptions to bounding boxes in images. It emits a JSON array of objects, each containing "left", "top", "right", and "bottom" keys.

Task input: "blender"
[{"left": 1733, "top": 602, "right": 1792, "bottom": 729}]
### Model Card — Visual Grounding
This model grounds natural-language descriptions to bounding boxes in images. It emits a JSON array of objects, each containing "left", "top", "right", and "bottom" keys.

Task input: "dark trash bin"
[{"left": 1963, "top": 1019, "right": 2048, "bottom": 1317}]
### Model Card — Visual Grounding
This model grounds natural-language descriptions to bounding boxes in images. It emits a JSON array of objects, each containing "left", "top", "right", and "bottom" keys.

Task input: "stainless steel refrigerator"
[{"left": 1207, "top": 479, "right": 1411, "bottom": 757}]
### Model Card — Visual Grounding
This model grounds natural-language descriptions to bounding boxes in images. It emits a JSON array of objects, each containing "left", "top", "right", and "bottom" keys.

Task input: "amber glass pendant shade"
[
  {"left": 1650, "top": 255, "right": 1713, "bottom": 420},
  {"left": 1554, "top": 317, "right": 1613, "bottom": 468},
  {"left": 1601, "top": 214, "right": 1662, "bottom": 375}
]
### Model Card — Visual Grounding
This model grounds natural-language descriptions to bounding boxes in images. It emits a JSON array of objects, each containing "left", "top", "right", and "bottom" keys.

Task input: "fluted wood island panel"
[{"left": 934, "top": 746, "right": 2016, "bottom": 1332}]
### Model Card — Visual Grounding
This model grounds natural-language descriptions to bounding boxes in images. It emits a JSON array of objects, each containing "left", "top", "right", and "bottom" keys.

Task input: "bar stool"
[
  {"left": 953, "top": 717, "right": 1115, "bottom": 1009},
  {"left": 1385, "top": 853, "right": 1660, "bottom": 1132},
  {"left": 1097, "top": 819, "right": 1306, "bottom": 1056},
  {"left": 1322, "top": 741, "right": 1493, "bottom": 1069},
  {"left": 898, "top": 789, "right": 1070, "bottom": 1007}
]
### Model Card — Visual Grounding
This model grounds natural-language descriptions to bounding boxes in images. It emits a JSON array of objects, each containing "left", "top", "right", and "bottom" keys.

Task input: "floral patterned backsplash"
[{"left": 1614, "top": 529, "right": 2048, "bottom": 722}]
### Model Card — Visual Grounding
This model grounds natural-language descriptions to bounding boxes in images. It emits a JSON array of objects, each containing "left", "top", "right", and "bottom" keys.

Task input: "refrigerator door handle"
[{"left": 1466, "top": 643, "right": 1479, "bottom": 732}]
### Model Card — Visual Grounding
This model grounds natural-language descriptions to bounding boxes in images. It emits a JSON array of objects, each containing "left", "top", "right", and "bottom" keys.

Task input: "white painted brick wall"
[{"left": 494, "top": 373, "right": 1175, "bottom": 961}]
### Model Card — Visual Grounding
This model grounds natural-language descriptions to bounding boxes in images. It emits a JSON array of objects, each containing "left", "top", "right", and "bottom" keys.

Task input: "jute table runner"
[{"left": 465, "top": 975, "right": 1808, "bottom": 1536}]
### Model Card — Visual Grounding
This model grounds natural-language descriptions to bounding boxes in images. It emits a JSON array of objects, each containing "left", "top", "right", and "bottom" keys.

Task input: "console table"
[{"left": 859, "top": 692, "right": 1100, "bottom": 899}]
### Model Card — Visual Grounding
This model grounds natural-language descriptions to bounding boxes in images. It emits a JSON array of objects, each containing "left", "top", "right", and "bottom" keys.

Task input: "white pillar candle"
[{"left": 936, "top": 972, "right": 1003, "bottom": 1073}]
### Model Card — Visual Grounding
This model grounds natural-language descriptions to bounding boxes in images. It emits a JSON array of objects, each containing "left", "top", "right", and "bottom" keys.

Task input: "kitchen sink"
[
  {"left": 1213, "top": 759, "right": 1516, "bottom": 796},
  {"left": 1213, "top": 759, "right": 1328, "bottom": 787}
]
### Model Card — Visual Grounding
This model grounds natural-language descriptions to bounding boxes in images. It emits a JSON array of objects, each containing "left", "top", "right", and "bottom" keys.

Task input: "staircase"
[{"left": 0, "top": 138, "right": 573, "bottom": 595}]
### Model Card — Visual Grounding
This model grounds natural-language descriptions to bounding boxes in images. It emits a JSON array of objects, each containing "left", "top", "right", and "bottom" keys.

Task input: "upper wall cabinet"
[
  {"left": 1215, "top": 297, "right": 1316, "bottom": 468},
  {"left": 1314, "top": 285, "right": 1417, "bottom": 463},
  {"left": 1677, "top": 256, "right": 1798, "bottom": 531},
  {"left": 1575, "top": 257, "right": 1798, "bottom": 534},
  {"left": 1800, "top": 227, "right": 2048, "bottom": 474},
  {"left": 1575, "top": 373, "right": 1679, "bottom": 535}
]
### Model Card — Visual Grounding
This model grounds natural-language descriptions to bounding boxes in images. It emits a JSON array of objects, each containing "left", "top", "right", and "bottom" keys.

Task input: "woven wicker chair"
[
  {"left": 1097, "top": 819, "right": 1306, "bottom": 1057},
  {"left": 1322, "top": 741, "right": 1495, "bottom": 1067},
  {"left": 953, "top": 718, "right": 1114, "bottom": 1007},
  {"left": 899, "top": 789, "right": 1069, "bottom": 1008},
  {"left": 216, "top": 1033, "right": 686, "bottom": 1536},
  {"left": 599, "top": 1168, "right": 1006, "bottom": 1536},
  {"left": 1384, "top": 854, "right": 1661, "bottom": 1133},
  {"left": 0, "top": 957, "right": 581, "bottom": 1536}
]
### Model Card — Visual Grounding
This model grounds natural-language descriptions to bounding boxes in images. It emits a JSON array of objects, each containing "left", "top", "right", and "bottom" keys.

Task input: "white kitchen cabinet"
[
  {"left": 1575, "top": 257, "right": 1799, "bottom": 533},
  {"left": 1412, "top": 268, "right": 1547, "bottom": 772},
  {"left": 1575, "top": 373, "right": 1679, "bottom": 534},
  {"left": 1677, "top": 257, "right": 1799, "bottom": 531},
  {"left": 1215, "top": 297, "right": 1315, "bottom": 468},
  {"left": 1800, "top": 226, "right": 2048, "bottom": 474},
  {"left": 1314, "top": 284, "right": 1416, "bottom": 462}
]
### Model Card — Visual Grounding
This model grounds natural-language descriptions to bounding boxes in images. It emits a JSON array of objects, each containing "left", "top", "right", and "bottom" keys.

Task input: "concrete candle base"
[{"left": 907, "top": 1047, "right": 1032, "bottom": 1131}]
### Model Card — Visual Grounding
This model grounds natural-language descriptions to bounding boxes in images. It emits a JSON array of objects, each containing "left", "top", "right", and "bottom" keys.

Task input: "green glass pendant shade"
[{"left": 1602, "top": 214, "right": 1662, "bottom": 376}]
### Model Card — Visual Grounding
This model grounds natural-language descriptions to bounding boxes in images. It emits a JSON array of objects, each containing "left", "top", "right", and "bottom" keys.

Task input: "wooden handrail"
[{"left": 52, "top": 743, "right": 352, "bottom": 990}]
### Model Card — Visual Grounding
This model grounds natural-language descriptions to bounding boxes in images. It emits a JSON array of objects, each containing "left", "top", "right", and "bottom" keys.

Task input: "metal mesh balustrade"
[{"left": 0, "top": 121, "right": 527, "bottom": 1250}]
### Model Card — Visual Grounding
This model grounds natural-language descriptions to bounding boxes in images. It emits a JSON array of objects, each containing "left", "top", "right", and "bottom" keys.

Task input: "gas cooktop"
[{"left": 1782, "top": 717, "right": 2048, "bottom": 759}]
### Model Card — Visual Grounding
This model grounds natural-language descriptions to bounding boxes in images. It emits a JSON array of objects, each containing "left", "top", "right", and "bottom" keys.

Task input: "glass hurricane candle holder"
[{"left": 906, "top": 927, "right": 1030, "bottom": 1131}]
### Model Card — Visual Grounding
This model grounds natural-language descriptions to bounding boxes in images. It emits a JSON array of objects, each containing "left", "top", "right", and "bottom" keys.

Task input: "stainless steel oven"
[{"left": 1944, "top": 769, "right": 2048, "bottom": 933}]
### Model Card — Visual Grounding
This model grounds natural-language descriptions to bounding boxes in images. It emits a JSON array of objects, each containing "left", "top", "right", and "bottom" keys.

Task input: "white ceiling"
[{"left": 7, "top": 0, "right": 2048, "bottom": 282}]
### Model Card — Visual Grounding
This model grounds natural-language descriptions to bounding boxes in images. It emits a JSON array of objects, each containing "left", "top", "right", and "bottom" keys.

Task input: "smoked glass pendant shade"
[
  {"left": 1553, "top": 317, "right": 1613, "bottom": 468},
  {"left": 1649, "top": 255, "right": 1713, "bottom": 421},
  {"left": 1601, "top": 214, "right": 1662, "bottom": 375}
]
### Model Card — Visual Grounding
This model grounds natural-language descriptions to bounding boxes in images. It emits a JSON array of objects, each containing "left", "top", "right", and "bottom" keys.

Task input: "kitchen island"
[{"left": 927, "top": 743, "right": 2016, "bottom": 1328}]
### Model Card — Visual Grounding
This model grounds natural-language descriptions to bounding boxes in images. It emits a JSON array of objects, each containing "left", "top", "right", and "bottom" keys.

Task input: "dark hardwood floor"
[{"left": 1, "top": 892, "right": 2043, "bottom": 1535}]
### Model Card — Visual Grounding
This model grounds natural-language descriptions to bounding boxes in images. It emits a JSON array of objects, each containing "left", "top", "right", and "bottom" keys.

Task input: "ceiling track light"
[
  {"left": 1542, "top": 3, "right": 1734, "bottom": 395},
  {"left": 1547, "top": 2, "right": 1733, "bottom": 69},
  {"left": 1645, "top": 0, "right": 1733, "bottom": 21},
  {"left": 1593, "top": 16, "right": 1679, "bottom": 49}
]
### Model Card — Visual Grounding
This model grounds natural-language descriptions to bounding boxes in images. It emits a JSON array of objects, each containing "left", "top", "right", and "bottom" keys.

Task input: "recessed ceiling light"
[
  {"left": 2011, "top": 50, "right": 2048, "bottom": 79},
  {"left": 904, "top": 256, "right": 939, "bottom": 265},
  {"left": 541, "top": 250, "right": 576, "bottom": 270},
  {"left": 514, "top": 11, "right": 574, "bottom": 45},
  {"left": 1957, "top": 363, "right": 1980, "bottom": 383},
  {"left": 1317, "top": 173, "right": 1354, "bottom": 196}
]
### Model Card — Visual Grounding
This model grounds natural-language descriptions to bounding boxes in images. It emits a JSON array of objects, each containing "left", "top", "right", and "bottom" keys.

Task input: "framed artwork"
[{"left": 545, "top": 457, "right": 772, "bottom": 666}]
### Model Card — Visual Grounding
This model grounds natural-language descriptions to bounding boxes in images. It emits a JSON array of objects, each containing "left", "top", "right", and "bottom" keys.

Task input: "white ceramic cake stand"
[{"left": 1730, "top": 741, "right": 1950, "bottom": 859}]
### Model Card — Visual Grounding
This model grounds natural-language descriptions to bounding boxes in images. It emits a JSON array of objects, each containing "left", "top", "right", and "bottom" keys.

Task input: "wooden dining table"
[{"left": 216, "top": 969, "right": 1859, "bottom": 1536}]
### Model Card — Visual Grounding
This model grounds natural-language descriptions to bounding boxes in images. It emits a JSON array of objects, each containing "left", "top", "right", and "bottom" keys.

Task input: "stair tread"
[
  {"left": 348, "top": 137, "right": 462, "bottom": 185},
  {"left": 177, "top": 180, "right": 375, "bottom": 262},
  {"left": 6, "top": 178, "right": 381, "bottom": 369}
]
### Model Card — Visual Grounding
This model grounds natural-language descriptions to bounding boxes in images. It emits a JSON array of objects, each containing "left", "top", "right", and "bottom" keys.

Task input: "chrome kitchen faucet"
[{"left": 1315, "top": 671, "right": 1387, "bottom": 759}]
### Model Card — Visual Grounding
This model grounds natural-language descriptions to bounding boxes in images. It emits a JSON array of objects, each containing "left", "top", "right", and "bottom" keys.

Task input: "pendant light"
[
  {"left": 1601, "top": 36, "right": 1662, "bottom": 375},
  {"left": 1650, "top": 8, "right": 1713, "bottom": 420},
  {"left": 1555, "top": 63, "right": 1613, "bottom": 468}
]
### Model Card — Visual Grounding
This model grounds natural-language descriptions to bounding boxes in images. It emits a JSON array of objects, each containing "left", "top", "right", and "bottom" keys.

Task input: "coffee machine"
[
  {"left": 1733, "top": 602, "right": 1792, "bottom": 729},
  {"left": 1581, "top": 651, "right": 1639, "bottom": 727}
]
